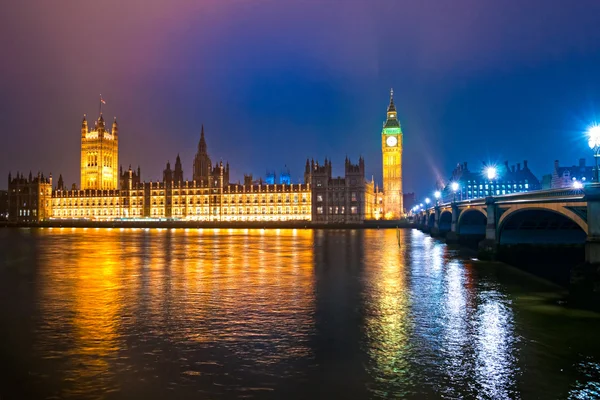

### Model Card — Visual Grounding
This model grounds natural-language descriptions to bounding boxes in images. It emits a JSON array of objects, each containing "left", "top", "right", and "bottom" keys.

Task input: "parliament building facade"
[{"left": 8, "top": 92, "right": 404, "bottom": 223}]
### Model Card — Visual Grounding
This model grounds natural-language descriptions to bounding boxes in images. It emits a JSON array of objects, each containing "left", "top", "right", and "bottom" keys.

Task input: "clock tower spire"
[{"left": 381, "top": 88, "right": 403, "bottom": 219}]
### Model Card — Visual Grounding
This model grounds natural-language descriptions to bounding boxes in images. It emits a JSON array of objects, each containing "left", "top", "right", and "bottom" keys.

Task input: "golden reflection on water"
[
  {"left": 33, "top": 228, "right": 316, "bottom": 397},
  {"left": 362, "top": 229, "right": 412, "bottom": 396}
]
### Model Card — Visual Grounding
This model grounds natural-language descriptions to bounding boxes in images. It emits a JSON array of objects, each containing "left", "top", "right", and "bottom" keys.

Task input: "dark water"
[{"left": 1, "top": 228, "right": 600, "bottom": 399}]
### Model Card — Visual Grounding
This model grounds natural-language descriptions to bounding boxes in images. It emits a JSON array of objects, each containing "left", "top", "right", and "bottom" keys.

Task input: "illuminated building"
[
  {"left": 7, "top": 171, "right": 52, "bottom": 222},
  {"left": 308, "top": 157, "right": 377, "bottom": 223},
  {"left": 440, "top": 160, "right": 541, "bottom": 203},
  {"left": 80, "top": 113, "right": 119, "bottom": 190},
  {"left": 381, "top": 89, "right": 403, "bottom": 219},
  {"left": 551, "top": 159, "right": 594, "bottom": 188},
  {"left": 265, "top": 171, "right": 276, "bottom": 185},
  {"left": 264, "top": 167, "right": 291, "bottom": 185},
  {"left": 49, "top": 123, "right": 312, "bottom": 222},
  {"left": 279, "top": 167, "right": 291, "bottom": 185},
  {"left": 10, "top": 104, "right": 387, "bottom": 224}
]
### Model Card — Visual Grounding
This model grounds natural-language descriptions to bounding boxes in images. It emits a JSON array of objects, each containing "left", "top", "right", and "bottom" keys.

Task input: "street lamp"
[
  {"left": 573, "top": 180, "right": 583, "bottom": 190},
  {"left": 425, "top": 197, "right": 431, "bottom": 207},
  {"left": 588, "top": 124, "right": 600, "bottom": 182},
  {"left": 451, "top": 182, "right": 459, "bottom": 202},
  {"left": 434, "top": 190, "right": 441, "bottom": 205},
  {"left": 485, "top": 166, "right": 497, "bottom": 180}
]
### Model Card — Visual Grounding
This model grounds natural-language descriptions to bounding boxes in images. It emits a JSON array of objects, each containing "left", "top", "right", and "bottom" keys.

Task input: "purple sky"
[{"left": 2, "top": 0, "right": 600, "bottom": 196}]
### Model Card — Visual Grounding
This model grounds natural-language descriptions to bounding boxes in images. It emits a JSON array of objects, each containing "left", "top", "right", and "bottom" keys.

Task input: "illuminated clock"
[{"left": 386, "top": 136, "right": 398, "bottom": 147}]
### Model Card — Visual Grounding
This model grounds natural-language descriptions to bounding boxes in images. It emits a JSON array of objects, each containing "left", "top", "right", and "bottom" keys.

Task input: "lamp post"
[
  {"left": 425, "top": 197, "right": 431, "bottom": 208},
  {"left": 451, "top": 182, "right": 459, "bottom": 202},
  {"left": 434, "top": 190, "right": 441, "bottom": 206},
  {"left": 588, "top": 125, "right": 600, "bottom": 182}
]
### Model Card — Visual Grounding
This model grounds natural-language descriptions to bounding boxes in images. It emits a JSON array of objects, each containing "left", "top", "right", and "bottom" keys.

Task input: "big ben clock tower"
[{"left": 381, "top": 88, "right": 403, "bottom": 219}]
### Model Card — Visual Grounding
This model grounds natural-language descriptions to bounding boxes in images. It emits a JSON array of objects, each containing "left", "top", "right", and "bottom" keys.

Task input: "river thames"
[{"left": 0, "top": 228, "right": 599, "bottom": 399}]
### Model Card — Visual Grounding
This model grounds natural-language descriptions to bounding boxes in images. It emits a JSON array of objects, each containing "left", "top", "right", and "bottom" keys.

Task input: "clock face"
[{"left": 386, "top": 136, "right": 398, "bottom": 147}]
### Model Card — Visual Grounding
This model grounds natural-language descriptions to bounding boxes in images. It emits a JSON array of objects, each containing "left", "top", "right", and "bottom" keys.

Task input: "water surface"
[{"left": 0, "top": 228, "right": 599, "bottom": 399}]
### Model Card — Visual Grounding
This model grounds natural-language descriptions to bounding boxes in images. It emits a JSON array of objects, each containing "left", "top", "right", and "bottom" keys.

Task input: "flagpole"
[{"left": 99, "top": 94, "right": 102, "bottom": 115}]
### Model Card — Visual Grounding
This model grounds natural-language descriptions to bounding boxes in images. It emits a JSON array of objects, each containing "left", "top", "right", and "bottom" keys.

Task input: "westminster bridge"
[{"left": 413, "top": 184, "right": 600, "bottom": 300}]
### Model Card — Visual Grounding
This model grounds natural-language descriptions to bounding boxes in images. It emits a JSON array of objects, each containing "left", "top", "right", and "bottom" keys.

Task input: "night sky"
[{"left": 2, "top": 0, "right": 600, "bottom": 197}]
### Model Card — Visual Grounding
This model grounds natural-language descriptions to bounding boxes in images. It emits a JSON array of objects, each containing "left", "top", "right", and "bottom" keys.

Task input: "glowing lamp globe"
[
  {"left": 588, "top": 125, "right": 600, "bottom": 150},
  {"left": 573, "top": 181, "right": 583, "bottom": 189},
  {"left": 486, "top": 166, "right": 498, "bottom": 180},
  {"left": 425, "top": 198, "right": 431, "bottom": 204},
  {"left": 434, "top": 191, "right": 441, "bottom": 199},
  {"left": 451, "top": 182, "right": 459, "bottom": 192}
]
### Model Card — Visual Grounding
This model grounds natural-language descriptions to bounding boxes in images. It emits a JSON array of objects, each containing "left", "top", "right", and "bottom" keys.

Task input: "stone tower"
[
  {"left": 80, "top": 112, "right": 119, "bottom": 190},
  {"left": 193, "top": 125, "right": 212, "bottom": 185},
  {"left": 381, "top": 89, "right": 403, "bottom": 218}
]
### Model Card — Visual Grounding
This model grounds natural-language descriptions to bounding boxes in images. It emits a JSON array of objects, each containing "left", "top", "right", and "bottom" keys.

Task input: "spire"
[
  {"left": 81, "top": 114, "right": 88, "bottom": 136},
  {"left": 198, "top": 124, "right": 207, "bottom": 153},
  {"left": 57, "top": 174, "right": 64, "bottom": 190},
  {"left": 383, "top": 88, "right": 401, "bottom": 131},
  {"left": 387, "top": 88, "right": 396, "bottom": 113},
  {"left": 112, "top": 117, "right": 118, "bottom": 137},
  {"left": 97, "top": 113, "right": 105, "bottom": 130}
]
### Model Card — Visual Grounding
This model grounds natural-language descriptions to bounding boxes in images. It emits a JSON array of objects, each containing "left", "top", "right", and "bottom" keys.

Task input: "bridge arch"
[
  {"left": 498, "top": 206, "right": 587, "bottom": 245},
  {"left": 427, "top": 212, "right": 436, "bottom": 229},
  {"left": 439, "top": 210, "right": 452, "bottom": 233},
  {"left": 457, "top": 208, "right": 487, "bottom": 235}
]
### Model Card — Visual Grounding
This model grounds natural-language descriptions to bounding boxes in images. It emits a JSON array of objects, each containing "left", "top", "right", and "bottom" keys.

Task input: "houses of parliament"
[{"left": 7, "top": 91, "right": 404, "bottom": 223}]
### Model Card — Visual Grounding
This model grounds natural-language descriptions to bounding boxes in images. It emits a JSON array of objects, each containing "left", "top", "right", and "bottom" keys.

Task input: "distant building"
[
  {"left": 541, "top": 174, "right": 552, "bottom": 190},
  {"left": 7, "top": 172, "right": 52, "bottom": 222},
  {"left": 551, "top": 159, "right": 594, "bottom": 189},
  {"left": 9, "top": 98, "right": 391, "bottom": 224},
  {"left": 308, "top": 157, "right": 378, "bottom": 223},
  {"left": 0, "top": 190, "right": 7, "bottom": 220},
  {"left": 119, "top": 166, "right": 141, "bottom": 190},
  {"left": 264, "top": 167, "right": 291, "bottom": 185},
  {"left": 403, "top": 192, "right": 416, "bottom": 213},
  {"left": 279, "top": 167, "right": 291, "bottom": 185},
  {"left": 265, "top": 171, "right": 276, "bottom": 185},
  {"left": 441, "top": 160, "right": 541, "bottom": 203}
]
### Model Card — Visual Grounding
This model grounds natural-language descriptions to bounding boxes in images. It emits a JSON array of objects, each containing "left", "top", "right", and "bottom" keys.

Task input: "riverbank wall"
[{"left": 0, "top": 220, "right": 412, "bottom": 230}]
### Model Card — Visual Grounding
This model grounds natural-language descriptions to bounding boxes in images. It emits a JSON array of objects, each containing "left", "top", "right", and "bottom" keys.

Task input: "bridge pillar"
[
  {"left": 445, "top": 203, "right": 460, "bottom": 244},
  {"left": 431, "top": 206, "right": 441, "bottom": 237},
  {"left": 571, "top": 184, "right": 600, "bottom": 308},
  {"left": 478, "top": 197, "right": 497, "bottom": 260},
  {"left": 585, "top": 184, "right": 600, "bottom": 264}
]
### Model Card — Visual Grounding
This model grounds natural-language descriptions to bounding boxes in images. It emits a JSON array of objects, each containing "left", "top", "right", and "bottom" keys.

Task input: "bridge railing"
[{"left": 432, "top": 188, "right": 585, "bottom": 209}]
